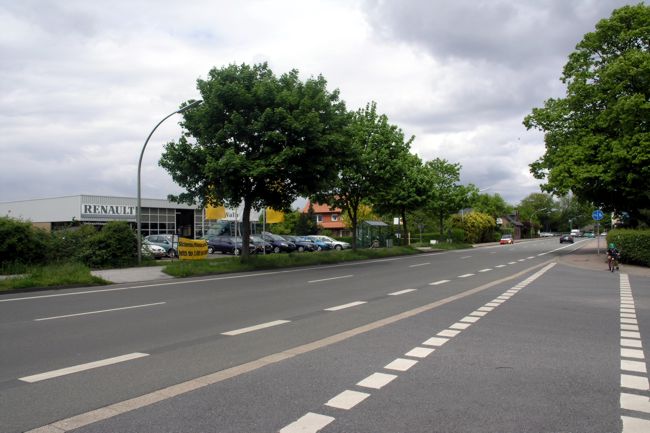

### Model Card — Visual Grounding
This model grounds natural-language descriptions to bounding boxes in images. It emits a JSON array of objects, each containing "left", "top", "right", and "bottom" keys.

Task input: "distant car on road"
[
  {"left": 559, "top": 234, "right": 574, "bottom": 244},
  {"left": 499, "top": 234, "right": 514, "bottom": 245}
]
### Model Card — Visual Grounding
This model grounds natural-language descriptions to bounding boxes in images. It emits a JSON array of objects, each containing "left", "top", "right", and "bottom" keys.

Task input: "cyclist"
[{"left": 606, "top": 242, "right": 620, "bottom": 272}]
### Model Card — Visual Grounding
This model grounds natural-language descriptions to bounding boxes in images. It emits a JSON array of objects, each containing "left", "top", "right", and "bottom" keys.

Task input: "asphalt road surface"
[{"left": 1, "top": 238, "right": 649, "bottom": 432}]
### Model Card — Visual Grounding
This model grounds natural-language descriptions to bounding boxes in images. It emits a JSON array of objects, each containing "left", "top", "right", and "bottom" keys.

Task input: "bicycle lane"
[{"left": 61, "top": 262, "right": 630, "bottom": 433}]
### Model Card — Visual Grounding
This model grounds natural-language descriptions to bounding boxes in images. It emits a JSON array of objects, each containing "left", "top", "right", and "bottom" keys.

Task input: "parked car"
[
  {"left": 304, "top": 235, "right": 333, "bottom": 251},
  {"left": 283, "top": 235, "right": 316, "bottom": 252},
  {"left": 207, "top": 236, "right": 256, "bottom": 255},
  {"left": 144, "top": 234, "right": 178, "bottom": 257},
  {"left": 142, "top": 240, "right": 166, "bottom": 259},
  {"left": 261, "top": 232, "right": 296, "bottom": 253},
  {"left": 250, "top": 235, "right": 273, "bottom": 254},
  {"left": 308, "top": 235, "right": 351, "bottom": 250},
  {"left": 499, "top": 234, "right": 514, "bottom": 245},
  {"left": 559, "top": 234, "right": 574, "bottom": 244}
]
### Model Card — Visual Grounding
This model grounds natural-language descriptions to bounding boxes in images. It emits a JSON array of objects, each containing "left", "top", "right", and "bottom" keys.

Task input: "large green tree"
[
  {"left": 315, "top": 102, "right": 412, "bottom": 250},
  {"left": 524, "top": 4, "right": 650, "bottom": 225},
  {"left": 160, "top": 63, "right": 349, "bottom": 259},
  {"left": 425, "top": 158, "right": 470, "bottom": 235}
]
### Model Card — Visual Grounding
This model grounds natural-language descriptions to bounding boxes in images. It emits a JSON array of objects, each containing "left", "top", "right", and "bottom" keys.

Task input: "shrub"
[
  {"left": 49, "top": 225, "right": 98, "bottom": 263},
  {"left": 607, "top": 229, "right": 650, "bottom": 267},
  {"left": 80, "top": 221, "right": 138, "bottom": 268},
  {"left": 0, "top": 217, "right": 49, "bottom": 266}
]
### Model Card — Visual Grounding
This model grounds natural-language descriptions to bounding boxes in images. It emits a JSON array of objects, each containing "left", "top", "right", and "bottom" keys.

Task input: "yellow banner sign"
[{"left": 178, "top": 237, "right": 208, "bottom": 260}]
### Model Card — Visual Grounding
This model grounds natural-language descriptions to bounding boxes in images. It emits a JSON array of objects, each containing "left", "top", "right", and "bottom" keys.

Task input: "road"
[{"left": 1, "top": 238, "right": 648, "bottom": 432}]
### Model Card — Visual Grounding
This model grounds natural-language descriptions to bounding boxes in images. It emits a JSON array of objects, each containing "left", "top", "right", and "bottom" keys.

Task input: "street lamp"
[
  {"left": 137, "top": 100, "right": 202, "bottom": 264},
  {"left": 530, "top": 208, "right": 548, "bottom": 239}
]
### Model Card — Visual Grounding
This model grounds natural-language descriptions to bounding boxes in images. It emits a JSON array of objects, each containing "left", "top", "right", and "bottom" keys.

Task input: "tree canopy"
[
  {"left": 160, "top": 62, "right": 348, "bottom": 259},
  {"left": 524, "top": 3, "right": 650, "bottom": 225}
]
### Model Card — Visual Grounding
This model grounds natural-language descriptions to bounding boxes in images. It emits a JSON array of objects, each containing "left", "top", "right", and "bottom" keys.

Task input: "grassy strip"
[
  {"left": 0, "top": 262, "right": 110, "bottom": 292},
  {"left": 164, "top": 246, "right": 426, "bottom": 278}
]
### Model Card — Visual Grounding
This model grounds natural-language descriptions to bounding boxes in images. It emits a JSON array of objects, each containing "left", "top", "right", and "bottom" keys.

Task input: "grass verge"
[
  {"left": 164, "top": 246, "right": 425, "bottom": 278},
  {"left": 0, "top": 262, "right": 110, "bottom": 292}
]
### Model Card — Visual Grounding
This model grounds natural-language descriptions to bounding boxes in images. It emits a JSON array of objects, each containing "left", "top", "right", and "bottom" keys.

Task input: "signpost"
[{"left": 592, "top": 209, "right": 604, "bottom": 254}]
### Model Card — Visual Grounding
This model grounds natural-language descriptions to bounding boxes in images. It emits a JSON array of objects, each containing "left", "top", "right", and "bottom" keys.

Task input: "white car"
[
  {"left": 142, "top": 240, "right": 166, "bottom": 259},
  {"left": 308, "top": 235, "right": 351, "bottom": 250}
]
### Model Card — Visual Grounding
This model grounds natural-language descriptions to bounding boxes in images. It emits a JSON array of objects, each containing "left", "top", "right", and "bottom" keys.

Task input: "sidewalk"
[
  {"left": 559, "top": 238, "right": 650, "bottom": 277},
  {"left": 91, "top": 266, "right": 173, "bottom": 284}
]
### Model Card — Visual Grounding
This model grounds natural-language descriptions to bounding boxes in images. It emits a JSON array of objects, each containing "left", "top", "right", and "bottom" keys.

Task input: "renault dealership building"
[{"left": 0, "top": 195, "right": 204, "bottom": 238}]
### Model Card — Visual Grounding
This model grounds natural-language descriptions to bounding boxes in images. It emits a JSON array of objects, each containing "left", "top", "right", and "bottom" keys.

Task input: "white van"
[{"left": 570, "top": 229, "right": 582, "bottom": 237}]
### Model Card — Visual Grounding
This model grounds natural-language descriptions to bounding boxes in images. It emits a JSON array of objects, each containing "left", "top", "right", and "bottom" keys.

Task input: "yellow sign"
[
  {"left": 178, "top": 237, "right": 208, "bottom": 260},
  {"left": 206, "top": 205, "right": 226, "bottom": 220},
  {"left": 266, "top": 208, "right": 284, "bottom": 223}
]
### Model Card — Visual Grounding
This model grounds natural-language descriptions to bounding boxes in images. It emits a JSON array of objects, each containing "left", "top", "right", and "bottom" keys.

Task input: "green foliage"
[
  {"left": 80, "top": 222, "right": 138, "bottom": 269},
  {"left": 49, "top": 225, "right": 98, "bottom": 263},
  {"left": 295, "top": 205, "right": 319, "bottom": 235},
  {"left": 0, "top": 217, "right": 49, "bottom": 266},
  {"left": 448, "top": 212, "right": 495, "bottom": 243},
  {"left": 425, "top": 159, "right": 471, "bottom": 234},
  {"left": 524, "top": 4, "right": 650, "bottom": 225},
  {"left": 160, "top": 62, "right": 349, "bottom": 260},
  {"left": 469, "top": 191, "right": 513, "bottom": 219},
  {"left": 607, "top": 228, "right": 650, "bottom": 267},
  {"left": 0, "top": 262, "right": 109, "bottom": 292}
]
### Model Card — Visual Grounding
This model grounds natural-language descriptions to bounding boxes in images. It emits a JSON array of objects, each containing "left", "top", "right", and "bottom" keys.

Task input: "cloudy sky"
[{"left": 0, "top": 0, "right": 635, "bottom": 206}]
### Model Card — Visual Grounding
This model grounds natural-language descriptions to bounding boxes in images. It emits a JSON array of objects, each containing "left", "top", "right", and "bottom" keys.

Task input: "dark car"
[
  {"left": 305, "top": 235, "right": 333, "bottom": 251},
  {"left": 559, "top": 234, "right": 574, "bottom": 244},
  {"left": 250, "top": 235, "right": 273, "bottom": 254},
  {"left": 283, "top": 235, "right": 316, "bottom": 252},
  {"left": 207, "top": 236, "right": 256, "bottom": 255},
  {"left": 261, "top": 232, "right": 296, "bottom": 253}
]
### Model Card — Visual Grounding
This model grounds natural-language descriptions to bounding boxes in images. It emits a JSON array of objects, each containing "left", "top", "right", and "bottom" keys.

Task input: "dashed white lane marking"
[
  {"left": 279, "top": 412, "right": 335, "bottom": 433},
  {"left": 622, "top": 416, "right": 650, "bottom": 432},
  {"left": 495, "top": 265, "right": 507, "bottom": 268},
  {"left": 485, "top": 302, "right": 501, "bottom": 307},
  {"left": 622, "top": 374, "right": 649, "bottom": 390},
  {"left": 477, "top": 306, "right": 494, "bottom": 312},
  {"left": 622, "top": 348, "right": 645, "bottom": 359},
  {"left": 518, "top": 259, "right": 526, "bottom": 262},
  {"left": 438, "top": 329, "right": 461, "bottom": 338},
  {"left": 460, "top": 256, "right": 472, "bottom": 259},
  {"left": 221, "top": 320, "right": 291, "bottom": 336},
  {"left": 508, "top": 261, "right": 517, "bottom": 264},
  {"left": 622, "top": 324, "right": 640, "bottom": 331},
  {"left": 621, "top": 393, "right": 650, "bottom": 413},
  {"left": 622, "top": 331, "right": 641, "bottom": 339},
  {"left": 422, "top": 337, "right": 449, "bottom": 347},
  {"left": 621, "top": 318, "right": 638, "bottom": 324},
  {"left": 34, "top": 302, "right": 166, "bottom": 321},
  {"left": 461, "top": 315, "right": 481, "bottom": 322},
  {"left": 479, "top": 268, "right": 492, "bottom": 273},
  {"left": 430, "top": 280, "right": 450, "bottom": 286},
  {"left": 527, "top": 256, "right": 535, "bottom": 259},
  {"left": 469, "top": 311, "right": 487, "bottom": 317},
  {"left": 357, "top": 372, "right": 398, "bottom": 389},
  {"left": 409, "top": 262, "right": 431, "bottom": 268},
  {"left": 324, "top": 301, "right": 367, "bottom": 311},
  {"left": 458, "top": 273, "right": 474, "bottom": 278},
  {"left": 384, "top": 358, "right": 418, "bottom": 371},
  {"left": 308, "top": 275, "right": 354, "bottom": 284},
  {"left": 450, "top": 322, "right": 471, "bottom": 330},
  {"left": 622, "top": 339, "right": 643, "bottom": 348},
  {"left": 622, "top": 360, "right": 647, "bottom": 373},
  {"left": 405, "top": 347, "right": 435, "bottom": 358},
  {"left": 19, "top": 353, "right": 149, "bottom": 383},
  {"left": 389, "top": 289, "right": 417, "bottom": 296},
  {"left": 325, "top": 390, "right": 370, "bottom": 410}
]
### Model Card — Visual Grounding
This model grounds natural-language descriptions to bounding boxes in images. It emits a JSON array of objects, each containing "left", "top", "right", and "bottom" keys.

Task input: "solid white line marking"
[
  {"left": 325, "top": 390, "right": 370, "bottom": 410},
  {"left": 458, "top": 273, "right": 474, "bottom": 278},
  {"left": 222, "top": 320, "right": 290, "bottom": 336},
  {"left": 324, "top": 301, "right": 367, "bottom": 311},
  {"left": 357, "top": 372, "right": 398, "bottom": 389},
  {"left": 405, "top": 347, "right": 435, "bottom": 358},
  {"left": 279, "top": 412, "right": 335, "bottom": 433},
  {"left": 621, "top": 348, "right": 645, "bottom": 359},
  {"left": 438, "top": 329, "right": 461, "bottom": 337},
  {"left": 622, "top": 374, "right": 649, "bottom": 390},
  {"left": 19, "top": 353, "right": 149, "bottom": 383},
  {"left": 308, "top": 275, "right": 354, "bottom": 284},
  {"left": 384, "top": 358, "right": 418, "bottom": 371},
  {"left": 621, "top": 392, "right": 650, "bottom": 413},
  {"left": 622, "top": 360, "right": 647, "bottom": 373},
  {"left": 622, "top": 415, "right": 650, "bottom": 432},
  {"left": 34, "top": 302, "right": 166, "bottom": 321},
  {"left": 409, "top": 262, "right": 430, "bottom": 268},
  {"left": 422, "top": 337, "right": 449, "bottom": 347},
  {"left": 479, "top": 268, "right": 492, "bottom": 273},
  {"left": 388, "top": 289, "right": 417, "bottom": 296},
  {"left": 429, "top": 280, "right": 450, "bottom": 286}
]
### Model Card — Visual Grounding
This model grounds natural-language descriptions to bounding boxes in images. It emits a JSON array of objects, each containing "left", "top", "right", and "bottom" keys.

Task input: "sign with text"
[{"left": 178, "top": 237, "right": 208, "bottom": 260}]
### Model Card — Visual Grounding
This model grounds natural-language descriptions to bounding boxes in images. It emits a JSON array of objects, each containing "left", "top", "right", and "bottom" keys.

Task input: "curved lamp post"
[{"left": 137, "top": 100, "right": 202, "bottom": 264}]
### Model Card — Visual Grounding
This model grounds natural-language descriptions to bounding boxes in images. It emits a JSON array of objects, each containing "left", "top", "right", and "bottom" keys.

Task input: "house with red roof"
[{"left": 302, "top": 199, "right": 350, "bottom": 237}]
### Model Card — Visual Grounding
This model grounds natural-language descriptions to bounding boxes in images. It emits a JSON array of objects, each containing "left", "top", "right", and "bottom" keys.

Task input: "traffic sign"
[{"left": 592, "top": 209, "right": 604, "bottom": 221}]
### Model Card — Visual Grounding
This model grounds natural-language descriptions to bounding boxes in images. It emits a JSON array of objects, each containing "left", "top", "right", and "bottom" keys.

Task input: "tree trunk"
[
  {"left": 401, "top": 208, "right": 408, "bottom": 245},
  {"left": 240, "top": 200, "right": 252, "bottom": 262},
  {"left": 350, "top": 205, "right": 358, "bottom": 251}
]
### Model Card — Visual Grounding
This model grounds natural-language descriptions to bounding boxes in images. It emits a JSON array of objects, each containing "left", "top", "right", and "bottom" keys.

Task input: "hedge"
[{"left": 607, "top": 229, "right": 650, "bottom": 267}]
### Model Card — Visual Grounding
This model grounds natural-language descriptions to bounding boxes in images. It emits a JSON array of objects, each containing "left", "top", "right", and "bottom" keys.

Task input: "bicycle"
[{"left": 608, "top": 252, "right": 620, "bottom": 272}]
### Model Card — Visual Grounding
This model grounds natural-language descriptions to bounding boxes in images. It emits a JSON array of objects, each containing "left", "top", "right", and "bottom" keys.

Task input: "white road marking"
[
  {"left": 34, "top": 302, "right": 166, "bottom": 321},
  {"left": 422, "top": 337, "right": 449, "bottom": 347},
  {"left": 308, "top": 275, "right": 354, "bottom": 284},
  {"left": 222, "top": 320, "right": 290, "bottom": 336},
  {"left": 388, "top": 289, "right": 417, "bottom": 296},
  {"left": 622, "top": 339, "right": 643, "bottom": 348},
  {"left": 479, "top": 268, "right": 492, "bottom": 273},
  {"left": 462, "top": 315, "right": 482, "bottom": 322},
  {"left": 621, "top": 393, "right": 650, "bottom": 413},
  {"left": 518, "top": 259, "right": 526, "bottom": 262},
  {"left": 622, "top": 331, "right": 642, "bottom": 339},
  {"left": 438, "top": 329, "right": 461, "bottom": 337},
  {"left": 622, "top": 360, "right": 648, "bottom": 373},
  {"left": 384, "top": 358, "right": 418, "bottom": 371},
  {"left": 495, "top": 265, "right": 507, "bottom": 268},
  {"left": 508, "top": 261, "right": 517, "bottom": 264},
  {"left": 622, "top": 374, "right": 649, "bottom": 390},
  {"left": 621, "top": 313, "right": 637, "bottom": 318},
  {"left": 458, "top": 273, "right": 474, "bottom": 278},
  {"left": 450, "top": 322, "right": 471, "bottom": 330},
  {"left": 485, "top": 302, "right": 501, "bottom": 307},
  {"left": 622, "top": 348, "right": 645, "bottom": 359},
  {"left": 477, "top": 306, "right": 494, "bottom": 312},
  {"left": 325, "top": 390, "right": 370, "bottom": 410},
  {"left": 19, "top": 353, "right": 149, "bottom": 383},
  {"left": 324, "top": 301, "right": 367, "bottom": 311},
  {"left": 622, "top": 415, "right": 650, "bottom": 432},
  {"left": 622, "top": 324, "right": 640, "bottom": 331},
  {"left": 527, "top": 256, "right": 535, "bottom": 259},
  {"left": 408, "top": 263, "right": 430, "bottom": 268},
  {"left": 357, "top": 372, "right": 398, "bottom": 389},
  {"left": 460, "top": 256, "right": 472, "bottom": 259},
  {"left": 279, "top": 412, "right": 335, "bottom": 433},
  {"left": 429, "top": 280, "right": 450, "bottom": 285},
  {"left": 405, "top": 347, "right": 435, "bottom": 358},
  {"left": 621, "top": 318, "right": 638, "bottom": 324}
]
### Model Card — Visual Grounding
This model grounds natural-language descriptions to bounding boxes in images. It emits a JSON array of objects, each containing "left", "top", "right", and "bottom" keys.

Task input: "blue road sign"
[{"left": 592, "top": 209, "right": 604, "bottom": 221}]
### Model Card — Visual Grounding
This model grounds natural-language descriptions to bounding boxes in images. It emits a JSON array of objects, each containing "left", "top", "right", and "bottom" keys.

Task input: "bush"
[
  {"left": 607, "top": 229, "right": 650, "bottom": 267},
  {"left": 49, "top": 225, "right": 98, "bottom": 263},
  {"left": 80, "top": 221, "right": 138, "bottom": 268},
  {"left": 0, "top": 217, "right": 49, "bottom": 266}
]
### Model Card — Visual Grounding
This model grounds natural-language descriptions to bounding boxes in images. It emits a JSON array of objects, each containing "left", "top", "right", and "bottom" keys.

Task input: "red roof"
[{"left": 302, "top": 199, "right": 342, "bottom": 214}]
